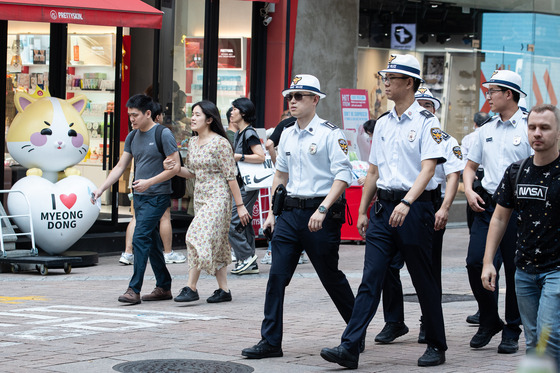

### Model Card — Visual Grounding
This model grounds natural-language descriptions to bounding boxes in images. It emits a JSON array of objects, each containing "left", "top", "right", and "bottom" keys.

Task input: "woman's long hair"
[{"left": 191, "top": 100, "right": 231, "bottom": 146}]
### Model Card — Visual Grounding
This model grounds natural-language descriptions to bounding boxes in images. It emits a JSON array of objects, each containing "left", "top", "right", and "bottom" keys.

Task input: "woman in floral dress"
[{"left": 164, "top": 100, "right": 250, "bottom": 303}]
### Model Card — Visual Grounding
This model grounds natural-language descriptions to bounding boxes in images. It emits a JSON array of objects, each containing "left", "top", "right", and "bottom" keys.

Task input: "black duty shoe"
[
  {"left": 206, "top": 289, "right": 232, "bottom": 303},
  {"left": 174, "top": 286, "right": 199, "bottom": 302},
  {"left": 417, "top": 346, "right": 446, "bottom": 367},
  {"left": 242, "top": 339, "right": 283, "bottom": 359},
  {"left": 498, "top": 338, "right": 519, "bottom": 354},
  {"left": 320, "top": 346, "right": 359, "bottom": 369},
  {"left": 470, "top": 321, "right": 504, "bottom": 348},
  {"left": 374, "top": 322, "right": 409, "bottom": 344},
  {"left": 466, "top": 310, "right": 480, "bottom": 324},
  {"left": 418, "top": 321, "right": 426, "bottom": 344}
]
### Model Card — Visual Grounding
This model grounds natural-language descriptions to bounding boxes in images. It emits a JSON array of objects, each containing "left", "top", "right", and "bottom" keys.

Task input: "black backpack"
[
  {"left": 130, "top": 125, "right": 186, "bottom": 199},
  {"left": 509, "top": 157, "right": 531, "bottom": 200}
]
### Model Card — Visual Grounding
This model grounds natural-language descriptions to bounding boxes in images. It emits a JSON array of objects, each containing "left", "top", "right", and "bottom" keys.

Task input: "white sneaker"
[
  {"left": 260, "top": 251, "right": 272, "bottom": 264},
  {"left": 119, "top": 252, "right": 134, "bottom": 265},
  {"left": 164, "top": 250, "right": 186, "bottom": 264}
]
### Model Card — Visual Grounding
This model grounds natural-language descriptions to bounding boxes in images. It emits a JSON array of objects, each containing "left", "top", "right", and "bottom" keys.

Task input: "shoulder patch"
[
  {"left": 442, "top": 131, "right": 450, "bottom": 141},
  {"left": 322, "top": 121, "right": 338, "bottom": 130},
  {"left": 452, "top": 145, "right": 463, "bottom": 160},
  {"left": 431, "top": 128, "right": 443, "bottom": 144},
  {"left": 376, "top": 111, "right": 390, "bottom": 120},
  {"left": 338, "top": 138, "right": 348, "bottom": 155},
  {"left": 420, "top": 110, "right": 434, "bottom": 118}
]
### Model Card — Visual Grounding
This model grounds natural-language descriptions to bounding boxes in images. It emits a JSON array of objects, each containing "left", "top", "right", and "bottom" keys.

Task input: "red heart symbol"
[{"left": 60, "top": 194, "right": 77, "bottom": 209}]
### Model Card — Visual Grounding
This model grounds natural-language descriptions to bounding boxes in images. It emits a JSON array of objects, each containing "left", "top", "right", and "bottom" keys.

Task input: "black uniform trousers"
[
  {"left": 340, "top": 199, "right": 447, "bottom": 355},
  {"left": 466, "top": 203, "right": 521, "bottom": 340},
  {"left": 260, "top": 207, "right": 355, "bottom": 347},
  {"left": 382, "top": 227, "right": 445, "bottom": 323}
]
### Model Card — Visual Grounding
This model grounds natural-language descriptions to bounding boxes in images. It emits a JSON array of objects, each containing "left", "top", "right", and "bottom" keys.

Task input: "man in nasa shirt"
[{"left": 482, "top": 104, "right": 560, "bottom": 369}]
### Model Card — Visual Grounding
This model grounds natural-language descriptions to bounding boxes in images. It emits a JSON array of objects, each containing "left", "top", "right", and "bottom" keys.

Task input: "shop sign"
[{"left": 391, "top": 23, "right": 416, "bottom": 50}]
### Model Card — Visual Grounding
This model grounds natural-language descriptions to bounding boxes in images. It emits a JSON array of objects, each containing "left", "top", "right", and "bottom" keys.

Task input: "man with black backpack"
[
  {"left": 92, "top": 94, "right": 181, "bottom": 305},
  {"left": 482, "top": 104, "right": 560, "bottom": 369}
]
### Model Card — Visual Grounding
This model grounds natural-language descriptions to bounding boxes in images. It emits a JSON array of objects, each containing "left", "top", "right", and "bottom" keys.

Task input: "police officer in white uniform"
[
  {"left": 241, "top": 74, "right": 356, "bottom": 360},
  {"left": 321, "top": 55, "right": 448, "bottom": 369},
  {"left": 463, "top": 70, "right": 532, "bottom": 354},
  {"left": 375, "top": 88, "right": 464, "bottom": 345}
]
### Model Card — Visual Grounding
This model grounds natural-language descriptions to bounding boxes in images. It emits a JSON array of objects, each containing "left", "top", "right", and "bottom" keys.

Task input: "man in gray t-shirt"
[{"left": 93, "top": 94, "right": 181, "bottom": 305}]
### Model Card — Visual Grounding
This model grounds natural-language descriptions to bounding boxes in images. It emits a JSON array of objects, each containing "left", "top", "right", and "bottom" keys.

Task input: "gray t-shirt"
[{"left": 124, "top": 124, "right": 178, "bottom": 195}]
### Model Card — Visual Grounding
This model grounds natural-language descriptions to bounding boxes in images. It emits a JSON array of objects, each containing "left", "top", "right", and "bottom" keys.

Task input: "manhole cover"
[
  {"left": 403, "top": 293, "right": 475, "bottom": 303},
  {"left": 113, "top": 359, "right": 254, "bottom": 373}
]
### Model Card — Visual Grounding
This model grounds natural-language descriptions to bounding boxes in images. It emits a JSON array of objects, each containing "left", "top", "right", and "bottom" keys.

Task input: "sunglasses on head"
[{"left": 284, "top": 93, "right": 316, "bottom": 102}]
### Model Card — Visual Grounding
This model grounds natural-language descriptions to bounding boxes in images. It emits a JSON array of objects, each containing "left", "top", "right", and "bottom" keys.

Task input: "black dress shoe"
[
  {"left": 466, "top": 310, "right": 480, "bottom": 324},
  {"left": 374, "top": 322, "right": 409, "bottom": 344},
  {"left": 498, "top": 338, "right": 519, "bottom": 354},
  {"left": 417, "top": 346, "right": 446, "bottom": 366},
  {"left": 320, "top": 346, "right": 358, "bottom": 369},
  {"left": 174, "top": 286, "right": 199, "bottom": 302},
  {"left": 470, "top": 321, "right": 504, "bottom": 348},
  {"left": 242, "top": 339, "right": 283, "bottom": 359}
]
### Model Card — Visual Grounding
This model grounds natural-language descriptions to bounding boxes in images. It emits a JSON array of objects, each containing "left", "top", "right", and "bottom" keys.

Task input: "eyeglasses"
[
  {"left": 381, "top": 76, "right": 410, "bottom": 84},
  {"left": 284, "top": 93, "right": 316, "bottom": 102},
  {"left": 419, "top": 102, "right": 434, "bottom": 109},
  {"left": 485, "top": 89, "right": 505, "bottom": 98}
]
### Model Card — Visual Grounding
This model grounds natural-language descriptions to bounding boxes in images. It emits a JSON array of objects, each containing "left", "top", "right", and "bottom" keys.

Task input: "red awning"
[{"left": 0, "top": 0, "right": 163, "bottom": 29}]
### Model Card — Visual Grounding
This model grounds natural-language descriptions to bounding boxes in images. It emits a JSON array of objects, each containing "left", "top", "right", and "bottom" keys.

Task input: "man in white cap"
[
  {"left": 321, "top": 54, "right": 448, "bottom": 368},
  {"left": 374, "top": 87, "right": 464, "bottom": 346},
  {"left": 242, "top": 74, "right": 356, "bottom": 359},
  {"left": 463, "top": 69, "right": 532, "bottom": 354}
]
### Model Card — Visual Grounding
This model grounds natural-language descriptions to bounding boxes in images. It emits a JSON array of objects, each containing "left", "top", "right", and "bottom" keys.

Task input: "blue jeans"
[
  {"left": 129, "top": 194, "right": 172, "bottom": 294},
  {"left": 515, "top": 268, "right": 560, "bottom": 368}
]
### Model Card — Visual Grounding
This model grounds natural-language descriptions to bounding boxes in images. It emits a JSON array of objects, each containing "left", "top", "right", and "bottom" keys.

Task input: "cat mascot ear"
[
  {"left": 14, "top": 91, "right": 36, "bottom": 113},
  {"left": 67, "top": 95, "right": 88, "bottom": 114}
]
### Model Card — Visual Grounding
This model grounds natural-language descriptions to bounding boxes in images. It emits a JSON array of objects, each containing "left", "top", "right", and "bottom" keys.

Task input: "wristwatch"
[
  {"left": 240, "top": 154, "right": 245, "bottom": 162},
  {"left": 318, "top": 205, "right": 328, "bottom": 214}
]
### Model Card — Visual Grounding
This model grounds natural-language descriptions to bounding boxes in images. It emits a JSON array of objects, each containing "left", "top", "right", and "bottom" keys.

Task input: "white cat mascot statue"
[{"left": 6, "top": 90, "right": 100, "bottom": 255}]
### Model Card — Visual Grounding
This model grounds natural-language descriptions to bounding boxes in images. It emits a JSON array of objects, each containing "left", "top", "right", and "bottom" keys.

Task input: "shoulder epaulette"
[
  {"left": 321, "top": 121, "right": 338, "bottom": 130},
  {"left": 441, "top": 131, "right": 450, "bottom": 141},
  {"left": 420, "top": 109, "right": 434, "bottom": 118},
  {"left": 376, "top": 111, "right": 390, "bottom": 120}
]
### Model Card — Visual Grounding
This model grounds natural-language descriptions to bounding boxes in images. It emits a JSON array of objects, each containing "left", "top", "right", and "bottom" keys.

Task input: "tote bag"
[{"left": 237, "top": 155, "right": 275, "bottom": 191}]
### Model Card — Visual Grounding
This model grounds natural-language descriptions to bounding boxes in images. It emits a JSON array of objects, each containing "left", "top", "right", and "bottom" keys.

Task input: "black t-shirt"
[
  {"left": 233, "top": 126, "right": 261, "bottom": 155},
  {"left": 494, "top": 155, "right": 560, "bottom": 273},
  {"left": 268, "top": 116, "right": 297, "bottom": 146}
]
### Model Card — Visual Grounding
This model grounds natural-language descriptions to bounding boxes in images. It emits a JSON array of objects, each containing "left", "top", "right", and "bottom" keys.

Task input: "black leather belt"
[
  {"left": 377, "top": 188, "right": 438, "bottom": 203},
  {"left": 284, "top": 196, "right": 324, "bottom": 209}
]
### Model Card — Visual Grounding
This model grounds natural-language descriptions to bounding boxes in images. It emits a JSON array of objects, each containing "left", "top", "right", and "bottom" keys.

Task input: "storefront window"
[
  {"left": 66, "top": 24, "right": 117, "bottom": 213},
  {"left": 171, "top": 0, "right": 252, "bottom": 215}
]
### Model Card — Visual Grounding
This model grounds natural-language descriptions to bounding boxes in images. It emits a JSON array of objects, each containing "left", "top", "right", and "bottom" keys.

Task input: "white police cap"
[
  {"left": 282, "top": 74, "right": 326, "bottom": 99},
  {"left": 482, "top": 70, "right": 527, "bottom": 98},
  {"left": 415, "top": 87, "right": 441, "bottom": 111},
  {"left": 378, "top": 54, "right": 423, "bottom": 81}
]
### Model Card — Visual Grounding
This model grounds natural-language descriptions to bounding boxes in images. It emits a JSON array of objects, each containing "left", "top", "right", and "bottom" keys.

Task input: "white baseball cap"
[
  {"left": 415, "top": 87, "right": 441, "bottom": 111},
  {"left": 282, "top": 74, "right": 326, "bottom": 99},
  {"left": 482, "top": 70, "right": 527, "bottom": 98},
  {"left": 378, "top": 54, "right": 423, "bottom": 81}
]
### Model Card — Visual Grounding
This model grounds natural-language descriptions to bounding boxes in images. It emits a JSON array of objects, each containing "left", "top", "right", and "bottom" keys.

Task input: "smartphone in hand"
[{"left": 263, "top": 227, "right": 272, "bottom": 241}]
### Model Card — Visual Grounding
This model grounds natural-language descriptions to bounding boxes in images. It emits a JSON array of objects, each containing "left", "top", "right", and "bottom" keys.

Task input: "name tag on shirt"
[
  {"left": 286, "top": 152, "right": 291, "bottom": 156},
  {"left": 486, "top": 137, "right": 493, "bottom": 142}
]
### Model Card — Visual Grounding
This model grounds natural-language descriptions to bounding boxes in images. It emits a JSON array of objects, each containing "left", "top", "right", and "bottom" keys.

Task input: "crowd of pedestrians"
[{"left": 93, "top": 52, "right": 559, "bottom": 371}]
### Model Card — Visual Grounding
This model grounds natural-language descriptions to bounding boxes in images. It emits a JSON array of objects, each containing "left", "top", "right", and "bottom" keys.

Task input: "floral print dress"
[{"left": 185, "top": 135, "right": 236, "bottom": 275}]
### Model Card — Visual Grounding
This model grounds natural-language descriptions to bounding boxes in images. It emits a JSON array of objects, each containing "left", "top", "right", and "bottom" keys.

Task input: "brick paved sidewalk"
[{"left": 0, "top": 226, "right": 524, "bottom": 372}]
